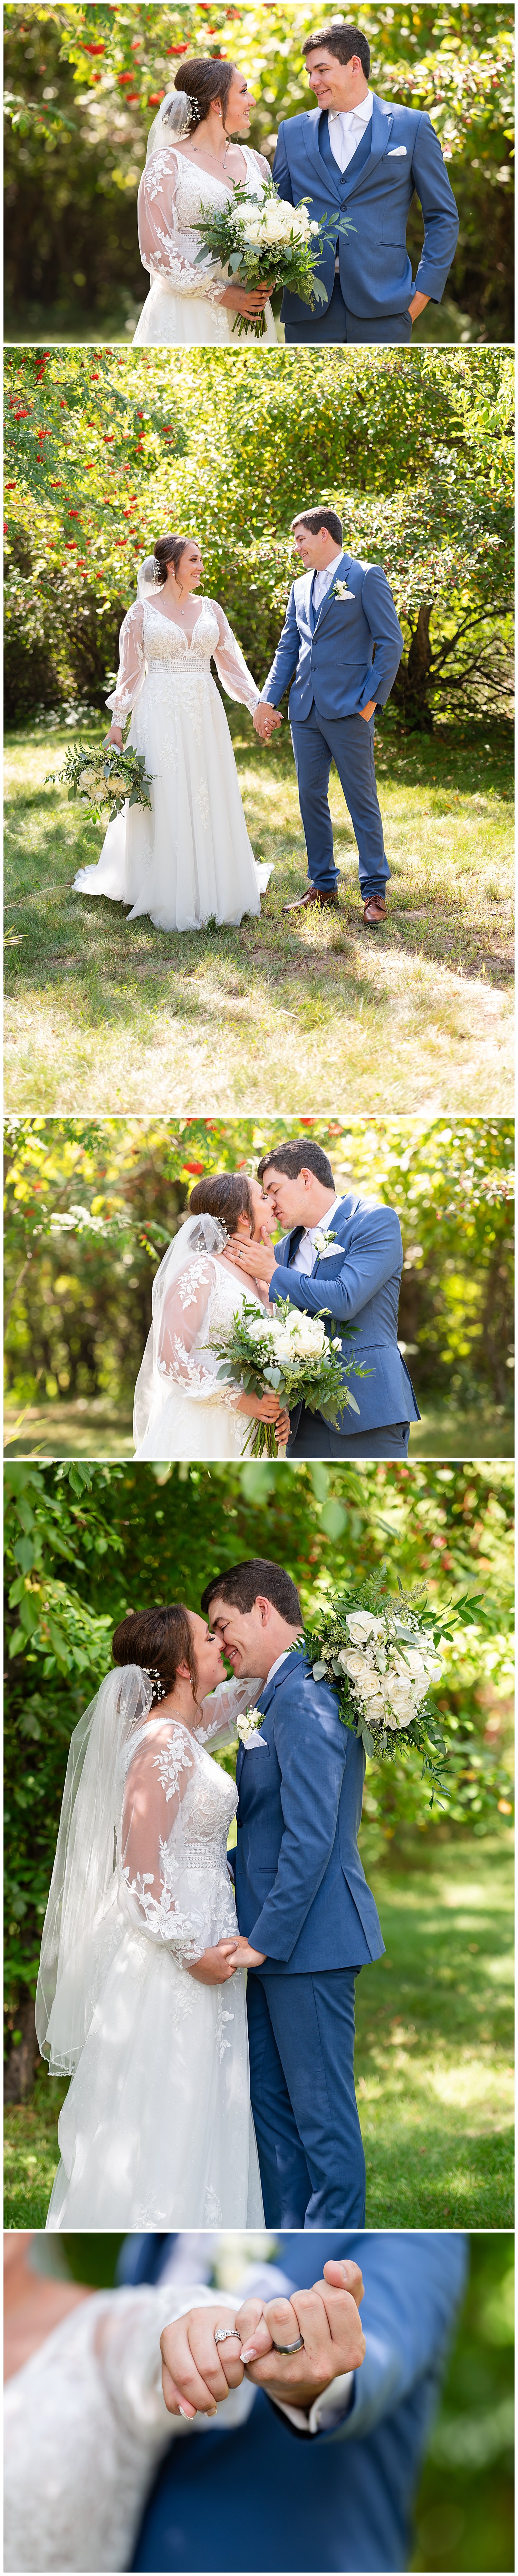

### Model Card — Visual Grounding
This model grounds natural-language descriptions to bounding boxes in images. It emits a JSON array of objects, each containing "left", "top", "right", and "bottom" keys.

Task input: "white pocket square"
[
  {"left": 240, "top": 1733, "right": 268, "bottom": 1751},
  {"left": 387, "top": 145, "right": 407, "bottom": 156}
]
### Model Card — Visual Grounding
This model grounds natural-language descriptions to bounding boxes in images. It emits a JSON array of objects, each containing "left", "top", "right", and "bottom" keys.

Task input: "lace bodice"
[
  {"left": 155, "top": 1251, "right": 263, "bottom": 1408},
  {"left": 109, "top": 597, "right": 260, "bottom": 726},
  {"left": 116, "top": 1680, "right": 260, "bottom": 1965},
  {"left": 137, "top": 141, "right": 271, "bottom": 305}
]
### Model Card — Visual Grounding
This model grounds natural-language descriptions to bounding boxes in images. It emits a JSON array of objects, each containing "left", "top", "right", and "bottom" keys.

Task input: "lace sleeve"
[
  {"left": 137, "top": 147, "right": 228, "bottom": 306},
  {"left": 198, "top": 1675, "right": 263, "bottom": 1748},
  {"left": 106, "top": 602, "right": 145, "bottom": 725},
  {"left": 157, "top": 1257, "right": 242, "bottom": 1411},
  {"left": 211, "top": 604, "right": 260, "bottom": 715},
  {"left": 248, "top": 147, "right": 272, "bottom": 182},
  {"left": 4, "top": 2287, "right": 255, "bottom": 2575},
  {"left": 119, "top": 1720, "right": 209, "bottom": 1961}
]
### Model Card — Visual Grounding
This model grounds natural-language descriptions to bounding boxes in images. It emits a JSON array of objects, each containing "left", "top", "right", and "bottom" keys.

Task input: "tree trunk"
[
  {"left": 393, "top": 600, "right": 434, "bottom": 730},
  {"left": 4, "top": 1991, "right": 41, "bottom": 2101}
]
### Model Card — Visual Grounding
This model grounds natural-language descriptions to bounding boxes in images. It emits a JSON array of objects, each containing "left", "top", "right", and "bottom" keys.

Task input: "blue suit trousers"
[
  {"left": 246, "top": 1966, "right": 366, "bottom": 2226},
  {"left": 284, "top": 272, "right": 413, "bottom": 344},
  {"left": 287, "top": 1412, "right": 411, "bottom": 1458},
  {"left": 290, "top": 703, "right": 389, "bottom": 898}
]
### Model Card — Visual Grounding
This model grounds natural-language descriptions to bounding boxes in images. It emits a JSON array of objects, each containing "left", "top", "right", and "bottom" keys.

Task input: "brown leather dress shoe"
[
  {"left": 282, "top": 884, "right": 339, "bottom": 914},
  {"left": 363, "top": 896, "right": 387, "bottom": 927}
]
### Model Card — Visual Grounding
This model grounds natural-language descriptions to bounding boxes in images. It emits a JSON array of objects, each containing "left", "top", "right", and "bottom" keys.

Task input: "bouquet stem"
[
  {"left": 233, "top": 309, "right": 267, "bottom": 338},
  {"left": 244, "top": 1419, "right": 279, "bottom": 1458}
]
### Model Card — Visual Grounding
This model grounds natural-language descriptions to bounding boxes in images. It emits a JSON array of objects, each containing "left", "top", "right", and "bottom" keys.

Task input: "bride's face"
[
  {"left": 173, "top": 542, "right": 203, "bottom": 594},
  {"left": 222, "top": 71, "right": 256, "bottom": 134},
  {"left": 187, "top": 1612, "right": 227, "bottom": 1701}
]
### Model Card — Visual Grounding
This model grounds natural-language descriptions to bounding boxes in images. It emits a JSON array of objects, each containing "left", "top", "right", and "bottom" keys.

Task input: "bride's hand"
[
  {"left": 185, "top": 1941, "right": 238, "bottom": 1986},
  {"left": 237, "top": 1392, "right": 286, "bottom": 1426},
  {"left": 221, "top": 281, "right": 275, "bottom": 314},
  {"left": 161, "top": 2299, "right": 272, "bottom": 2418},
  {"left": 222, "top": 1936, "right": 266, "bottom": 1970},
  {"left": 103, "top": 726, "right": 123, "bottom": 747}
]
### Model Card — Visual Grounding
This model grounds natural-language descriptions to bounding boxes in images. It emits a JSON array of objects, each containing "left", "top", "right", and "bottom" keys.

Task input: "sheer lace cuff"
[{"left": 4, "top": 2287, "right": 255, "bottom": 2574}]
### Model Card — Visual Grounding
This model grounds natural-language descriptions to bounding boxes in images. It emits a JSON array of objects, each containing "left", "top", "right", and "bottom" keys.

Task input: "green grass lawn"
[
  {"left": 4, "top": 1833, "right": 512, "bottom": 2230},
  {"left": 3, "top": 1397, "right": 513, "bottom": 1460},
  {"left": 356, "top": 1833, "right": 514, "bottom": 2227},
  {"left": 4, "top": 717, "right": 513, "bottom": 1115}
]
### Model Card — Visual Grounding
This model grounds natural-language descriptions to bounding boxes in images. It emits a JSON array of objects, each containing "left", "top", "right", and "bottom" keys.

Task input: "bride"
[
  {"left": 133, "top": 56, "right": 278, "bottom": 346},
  {"left": 134, "top": 1173, "right": 289, "bottom": 1460},
  {"left": 73, "top": 531, "right": 275, "bottom": 932},
  {"left": 35, "top": 1603, "right": 266, "bottom": 2229}
]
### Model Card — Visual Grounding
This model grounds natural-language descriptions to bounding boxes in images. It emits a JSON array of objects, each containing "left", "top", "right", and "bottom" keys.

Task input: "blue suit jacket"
[
  {"left": 272, "top": 94, "right": 459, "bottom": 328},
  {"left": 233, "top": 1645, "right": 384, "bottom": 1971},
  {"left": 260, "top": 550, "right": 403, "bottom": 725},
  {"left": 127, "top": 2230, "right": 469, "bottom": 2574},
  {"left": 269, "top": 1190, "right": 420, "bottom": 1438}
]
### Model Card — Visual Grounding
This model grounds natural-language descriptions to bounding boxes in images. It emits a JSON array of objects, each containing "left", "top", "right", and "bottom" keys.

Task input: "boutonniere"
[
  {"left": 313, "top": 1227, "right": 337, "bottom": 1255},
  {"left": 330, "top": 580, "right": 354, "bottom": 602},
  {"left": 236, "top": 1706, "right": 267, "bottom": 1748}
]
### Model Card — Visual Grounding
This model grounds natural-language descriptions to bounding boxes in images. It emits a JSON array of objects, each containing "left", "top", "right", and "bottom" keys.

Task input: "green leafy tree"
[
  {"left": 4, "top": 6, "right": 514, "bottom": 338},
  {"left": 4, "top": 346, "right": 514, "bottom": 728},
  {"left": 4, "top": 1117, "right": 514, "bottom": 1426},
  {"left": 4, "top": 1459, "right": 513, "bottom": 2096}
]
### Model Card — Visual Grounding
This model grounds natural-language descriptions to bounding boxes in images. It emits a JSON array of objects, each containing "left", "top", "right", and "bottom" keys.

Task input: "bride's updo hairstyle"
[
  {"left": 112, "top": 1604, "right": 198, "bottom": 1703},
  {"left": 153, "top": 532, "right": 189, "bottom": 586},
  {"left": 173, "top": 57, "right": 236, "bottom": 135},
  {"left": 188, "top": 1173, "right": 255, "bottom": 1237}
]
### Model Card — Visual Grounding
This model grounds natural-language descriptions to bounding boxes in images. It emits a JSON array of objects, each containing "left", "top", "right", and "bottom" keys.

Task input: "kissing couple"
[
  {"left": 132, "top": 23, "right": 459, "bottom": 348},
  {"left": 132, "top": 1133, "right": 420, "bottom": 1462},
  {"left": 36, "top": 1557, "right": 385, "bottom": 2232},
  {"left": 73, "top": 504, "right": 404, "bottom": 935}
]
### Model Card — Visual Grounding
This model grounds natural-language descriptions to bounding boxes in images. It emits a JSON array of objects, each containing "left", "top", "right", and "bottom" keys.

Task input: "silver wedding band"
[
  {"left": 213, "top": 2324, "right": 240, "bottom": 2346},
  {"left": 270, "top": 2334, "right": 305, "bottom": 2355}
]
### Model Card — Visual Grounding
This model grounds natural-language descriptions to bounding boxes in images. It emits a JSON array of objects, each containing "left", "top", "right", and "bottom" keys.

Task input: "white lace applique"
[
  {"left": 204, "top": 2184, "right": 223, "bottom": 2222},
  {"left": 137, "top": 144, "right": 231, "bottom": 306},
  {"left": 215, "top": 1990, "right": 234, "bottom": 2064},
  {"left": 153, "top": 1728, "right": 195, "bottom": 1798}
]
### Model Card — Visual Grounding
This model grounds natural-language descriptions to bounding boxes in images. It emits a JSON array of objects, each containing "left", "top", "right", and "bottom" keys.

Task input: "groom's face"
[
  {"left": 261, "top": 1164, "right": 314, "bottom": 1228},
  {"left": 207, "top": 1594, "right": 266, "bottom": 1676},
  {"left": 305, "top": 46, "right": 366, "bottom": 113}
]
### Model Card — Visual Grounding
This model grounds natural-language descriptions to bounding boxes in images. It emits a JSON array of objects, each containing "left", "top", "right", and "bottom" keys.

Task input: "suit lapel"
[
  {"left": 302, "top": 104, "right": 342, "bottom": 200},
  {"left": 313, "top": 553, "right": 352, "bottom": 636},
  {"left": 338, "top": 94, "right": 394, "bottom": 201}
]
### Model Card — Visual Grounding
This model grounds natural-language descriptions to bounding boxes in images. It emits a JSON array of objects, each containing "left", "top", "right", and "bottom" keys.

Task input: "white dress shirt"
[
  {"left": 290, "top": 1195, "right": 344, "bottom": 1273},
  {"left": 312, "top": 555, "right": 344, "bottom": 615},
  {"left": 327, "top": 86, "right": 373, "bottom": 172}
]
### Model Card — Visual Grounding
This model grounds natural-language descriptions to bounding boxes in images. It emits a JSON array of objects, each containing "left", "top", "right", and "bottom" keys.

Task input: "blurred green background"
[
  {"left": 23, "top": 2229, "right": 516, "bottom": 2572},
  {"left": 4, "top": 1459, "right": 513, "bottom": 2228},
  {"left": 4, "top": 3, "right": 514, "bottom": 342},
  {"left": 4, "top": 1117, "right": 515, "bottom": 1458}
]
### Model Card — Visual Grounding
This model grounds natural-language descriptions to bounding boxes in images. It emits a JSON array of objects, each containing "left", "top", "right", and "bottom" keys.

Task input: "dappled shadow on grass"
[
  {"left": 4, "top": 720, "right": 514, "bottom": 1029},
  {"left": 4, "top": 2071, "right": 68, "bottom": 2230},
  {"left": 355, "top": 1834, "right": 514, "bottom": 2226}
]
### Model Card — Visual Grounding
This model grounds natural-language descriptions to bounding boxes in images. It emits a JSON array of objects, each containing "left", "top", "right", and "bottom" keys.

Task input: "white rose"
[
  {"left": 339, "top": 1649, "right": 367, "bottom": 1678},
  {"left": 386, "top": 1686, "right": 416, "bottom": 1728},
  {"left": 355, "top": 1666, "right": 385, "bottom": 1702},
  {"left": 309, "top": 218, "right": 321, "bottom": 235},
  {"left": 246, "top": 1317, "right": 272, "bottom": 1344},
  {"left": 107, "top": 773, "right": 127, "bottom": 795},
  {"left": 346, "top": 1613, "right": 385, "bottom": 1642},
  {"left": 78, "top": 768, "right": 102, "bottom": 793}
]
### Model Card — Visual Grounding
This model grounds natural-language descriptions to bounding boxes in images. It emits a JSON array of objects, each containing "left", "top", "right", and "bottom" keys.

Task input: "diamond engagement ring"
[
  {"left": 270, "top": 2334, "right": 305, "bottom": 2354},
  {"left": 213, "top": 2325, "right": 240, "bottom": 2346}
]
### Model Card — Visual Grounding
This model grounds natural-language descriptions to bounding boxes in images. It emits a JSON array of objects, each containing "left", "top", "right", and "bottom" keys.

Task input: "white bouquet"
[
  {"left": 210, "top": 1293, "right": 367, "bottom": 1457},
  {"left": 300, "top": 1580, "right": 480, "bottom": 1797},
  {"left": 192, "top": 176, "right": 354, "bottom": 337}
]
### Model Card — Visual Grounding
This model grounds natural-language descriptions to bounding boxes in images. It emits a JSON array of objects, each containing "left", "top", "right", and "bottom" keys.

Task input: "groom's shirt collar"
[
  {"left": 327, "top": 86, "right": 373, "bottom": 171},
  {"left": 312, "top": 552, "right": 344, "bottom": 614},
  {"left": 265, "top": 1648, "right": 293, "bottom": 1685},
  {"left": 289, "top": 1195, "right": 343, "bottom": 1273}
]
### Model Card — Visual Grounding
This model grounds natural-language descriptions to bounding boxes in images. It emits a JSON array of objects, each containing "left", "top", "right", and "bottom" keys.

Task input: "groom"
[
  {"left": 272, "top": 20, "right": 459, "bottom": 343},
  {"left": 201, "top": 1554, "right": 385, "bottom": 2227},
  {"left": 225, "top": 1134, "right": 420, "bottom": 1457},
  {"left": 254, "top": 504, "right": 402, "bottom": 924}
]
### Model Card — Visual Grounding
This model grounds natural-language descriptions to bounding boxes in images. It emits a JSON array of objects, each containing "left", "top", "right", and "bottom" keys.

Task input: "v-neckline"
[{"left": 145, "top": 599, "right": 207, "bottom": 651}]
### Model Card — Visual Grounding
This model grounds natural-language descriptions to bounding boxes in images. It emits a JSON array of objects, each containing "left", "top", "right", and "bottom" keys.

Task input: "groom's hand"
[
  {"left": 253, "top": 704, "right": 282, "bottom": 740},
  {"left": 239, "top": 2263, "right": 365, "bottom": 2411},
  {"left": 360, "top": 699, "right": 376, "bottom": 721},
  {"left": 222, "top": 1228, "right": 277, "bottom": 1286},
  {"left": 223, "top": 1936, "right": 266, "bottom": 1969}
]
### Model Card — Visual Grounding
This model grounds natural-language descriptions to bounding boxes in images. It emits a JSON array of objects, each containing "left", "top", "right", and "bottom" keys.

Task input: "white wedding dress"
[
  {"left": 134, "top": 1228, "right": 267, "bottom": 1461},
  {"left": 45, "top": 1681, "right": 265, "bottom": 2230},
  {"left": 73, "top": 593, "right": 271, "bottom": 932},
  {"left": 133, "top": 141, "right": 278, "bottom": 344}
]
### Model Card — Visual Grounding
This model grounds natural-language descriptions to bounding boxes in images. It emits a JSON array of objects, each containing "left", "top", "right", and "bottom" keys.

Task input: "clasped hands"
[
  {"left": 160, "top": 2257, "right": 365, "bottom": 2420},
  {"left": 253, "top": 702, "right": 282, "bottom": 743}
]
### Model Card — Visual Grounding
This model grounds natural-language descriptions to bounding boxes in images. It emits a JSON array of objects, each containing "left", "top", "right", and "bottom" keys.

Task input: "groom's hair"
[
  {"left": 291, "top": 506, "right": 343, "bottom": 545},
  {"left": 201, "top": 1559, "right": 302, "bottom": 1625},
  {"left": 257, "top": 1139, "right": 335, "bottom": 1187},
  {"left": 302, "top": 24, "right": 371, "bottom": 78}
]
